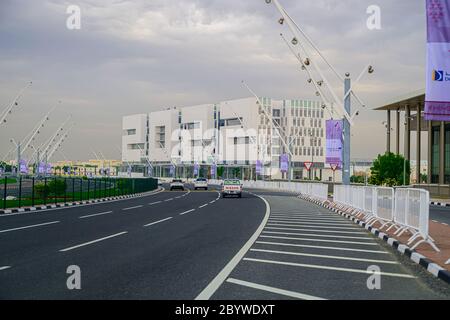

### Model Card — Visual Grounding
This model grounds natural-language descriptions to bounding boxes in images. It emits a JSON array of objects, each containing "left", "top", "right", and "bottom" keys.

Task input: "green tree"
[
  {"left": 350, "top": 175, "right": 365, "bottom": 184},
  {"left": 369, "top": 152, "right": 410, "bottom": 186},
  {"left": 48, "top": 179, "right": 67, "bottom": 196}
]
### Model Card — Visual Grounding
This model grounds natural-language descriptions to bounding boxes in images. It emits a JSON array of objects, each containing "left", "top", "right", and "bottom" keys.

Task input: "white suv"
[
  {"left": 193, "top": 178, "right": 208, "bottom": 190},
  {"left": 170, "top": 179, "right": 185, "bottom": 191}
]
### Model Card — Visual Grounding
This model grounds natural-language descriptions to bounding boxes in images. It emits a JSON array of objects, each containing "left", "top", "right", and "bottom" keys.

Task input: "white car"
[
  {"left": 193, "top": 178, "right": 208, "bottom": 190},
  {"left": 222, "top": 179, "right": 243, "bottom": 198},
  {"left": 170, "top": 179, "right": 184, "bottom": 191}
]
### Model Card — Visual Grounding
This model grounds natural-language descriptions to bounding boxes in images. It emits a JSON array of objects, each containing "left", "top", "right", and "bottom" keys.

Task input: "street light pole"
[{"left": 343, "top": 76, "right": 351, "bottom": 185}]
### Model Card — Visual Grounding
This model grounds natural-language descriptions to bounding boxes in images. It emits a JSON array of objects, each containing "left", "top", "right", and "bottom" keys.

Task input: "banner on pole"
[
  {"left": 256, "top": 160, "right": 262, "bottom": 175},
  {"left": 19, "top": 159, "right": 28, "bottom": 174},
  {"left": 280, "top": 154, "right": 289, "bottom": 173},
  {"left": 194, "top": 163, "right": 199, "bottom": 176},
  {"left": 210, "top": 164, "right": 216, "bottom": 177},
  {"left": 424, "top": 0, "right": 450, "bottom": 120},
  {"left": 326, "top": 120, "right": 343, "bottom": 167}
]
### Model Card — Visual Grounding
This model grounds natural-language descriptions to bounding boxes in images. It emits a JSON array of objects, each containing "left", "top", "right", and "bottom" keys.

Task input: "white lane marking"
[
  {"left": 0, "top": 266, "right": 11, "bottom": 271},
  {"left": 256, "top": 241, "right": 388, "bottom": 254},
  {"left": 122, "top": 205, "right": 143, "bottom": 211},
  {"left": 263, "top": 231, "right": 374, "bottom": 240},
  {"left": 271, "top": 211, "right": 331, "bottom": 215},
  {"left": 143, "top": 217, "right": 173, "bottom": 227},
  {"left": 179, "top": 209, "right": 195, "bottom": 216},
  {"left": 199, "top": 204, "right": 208, "bottom": 209},
  {"left": 270, "top": 215, "right": 346, "bottom": 221},
  {"left": 250, "top": 248, "right": 397, "bottom": 264},
  {"left": 60, "top": 232, "right": 128, "bottom": 252},
  {"left": 149, "top": 201, "right": 162, "bottom": 205},
  {"left": 243, "top": 258, "right": 414, "bottom": 278},
  {"left": 226, "top": 278, "right": 326, "bottom": 300},
  {"left": 432, "top": 220, "right": 438, "bottom": 223},
  {"left": 267, "top": 223, "right": 359, "bottom": 230},
  {"left": 79, "top": 211, "right": 113, "bottom": 219},
  {"left": 260, "top": 235, "right": 377, "bottom": 246},
  {"left": 196, "top": 195, "right": 270, "bottom": 300},
  {"left": 0, "top": 221, "right": 60, "bottom": 234},
  {"left": 269, "top": 218, "right": 351, "bottom": 225},
  {"left": 164, "top": 198, "right": 174, "bottom": 202},
  {"left": 209, "top": 201, "right": 216, "bottom": 204},
  {"left": 265, "top": 226, "right": 366, "bottom": 235}
]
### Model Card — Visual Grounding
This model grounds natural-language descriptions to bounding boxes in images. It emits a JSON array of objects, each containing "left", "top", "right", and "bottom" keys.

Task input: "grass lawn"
[{"left": 0, "top": 178, "right": 17, "bottom": 184}]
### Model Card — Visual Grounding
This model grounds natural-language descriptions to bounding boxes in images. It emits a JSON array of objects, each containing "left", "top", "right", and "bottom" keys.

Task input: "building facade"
[{"left": 122, "top": 97, "right": 338, "bottom": 181}]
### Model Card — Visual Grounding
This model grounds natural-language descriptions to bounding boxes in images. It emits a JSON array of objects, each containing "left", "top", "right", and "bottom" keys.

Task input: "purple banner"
[
  {"left": 326, "top": 120, "right": 343, "bottom": 167},
  {"left": 280, "top": 154, "right": 289, "bottom": 173},
  {"left": 193, "top": 163, "right": 199, "bottom": 176},
  {"left": 256, "top": 160, "right": 262, "bottom": 175},
  {"left": 19, "top": 159, "right": 28, "bottom": 174},
  {"left": 424, "top": 0, "right": 450, "bottom": 121},
  {"left": 210, "top": 164, "right": 216, "bottom": 177},
  {"left": 170, "top": 165, "right": 175, "bottom": 176},
  {"left": 45, "top": 163, "right": 52, "bottom": 174}
]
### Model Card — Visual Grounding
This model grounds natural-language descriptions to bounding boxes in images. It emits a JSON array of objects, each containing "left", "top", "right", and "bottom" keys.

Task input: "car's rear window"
[
  {"left": 223, "top": 180, "right": 240, "bottom": 185},
  {"left": 196, "top": 178, "right": 207, "bottom": 182},
  {"left": 173, "top": 179, "right": 182, "bottom": 183}
]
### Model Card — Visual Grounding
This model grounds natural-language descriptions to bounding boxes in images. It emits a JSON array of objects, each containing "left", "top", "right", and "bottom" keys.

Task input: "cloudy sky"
[{"left": 0, "top": 0, "right": 427, "bottom": 162}]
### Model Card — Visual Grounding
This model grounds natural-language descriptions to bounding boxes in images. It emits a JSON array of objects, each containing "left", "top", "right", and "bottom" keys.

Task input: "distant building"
[{"left": 122, "top": 97, "right": 341, "bottom": 181}]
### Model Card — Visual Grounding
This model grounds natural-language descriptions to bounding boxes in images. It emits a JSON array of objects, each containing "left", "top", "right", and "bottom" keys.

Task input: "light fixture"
[
  {"left": 368, "top": 65, "right": 374, "bottom": 74},
  {"left": 265, "top": 0, "right": 271, "bottom": 4},
  {"left": 321, "top": 104, "right": 326, "bottom": 109},
  {"left": 315, "top": 91, "right": 320, "bottom": 96},
  {"left": 301, "top": 65, "right": 306, "bottom": 70},
  {"left": 307, "top": 78, "right": 312, "bottom": 83},
  {"left": 317, "top": 80, "right": 323, "bottom": 86},
  {"left": 278, "top": 18, "right": 284, "bottom": 25},
  {"left": 291, "top": 37, "right": 298, "bottom": 45},
  {"left": 345, "top": 72, "right": 350, "bottom": 77},
  {"left": 304, "top": 58, "right": 310, "bottom": 66}
]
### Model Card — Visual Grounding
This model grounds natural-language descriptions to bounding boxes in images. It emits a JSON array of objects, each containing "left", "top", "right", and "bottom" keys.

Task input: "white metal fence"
[{"left": 333, "top": 185, "right": 438, "bottom": 252}]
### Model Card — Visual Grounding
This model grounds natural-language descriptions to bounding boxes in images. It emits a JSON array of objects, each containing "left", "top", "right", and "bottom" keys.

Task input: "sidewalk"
[{"left": 368, "top": 219, "right": 450, "bottom": 271}]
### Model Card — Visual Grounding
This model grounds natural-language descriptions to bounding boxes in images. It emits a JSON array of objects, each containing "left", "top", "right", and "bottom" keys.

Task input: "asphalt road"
[
  {"left": 0, "top": 184, "right": 449, "bottom": 300},
  {"left": 0, "top": 184, "right": 265, "bottom": 299},
  {"left": 430, "top": 205, "right": 450, "bottom": 226}
]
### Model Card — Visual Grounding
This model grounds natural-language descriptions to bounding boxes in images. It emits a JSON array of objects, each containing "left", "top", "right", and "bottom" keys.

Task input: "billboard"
[
  {"left": 326, "top": 120, "right": 343, "bottom": 167},
  {"left": 19, "top": 159, "right": 28, "bottom": 174},
  {"left": 424, "top": 0, "right": 450, "bottom": 120}
]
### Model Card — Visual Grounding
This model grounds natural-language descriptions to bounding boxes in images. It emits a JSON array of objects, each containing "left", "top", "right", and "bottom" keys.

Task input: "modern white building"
[{"left": 122, "top": 97, "right": 340, "bottom": 181}]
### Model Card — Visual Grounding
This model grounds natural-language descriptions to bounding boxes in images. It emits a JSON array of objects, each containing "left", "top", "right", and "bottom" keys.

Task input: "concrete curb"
[
  {"left": 430, "top": 201, "right": 450, "bottom": 207},
  {"left": 0, "top": 187, "right": 164, "bottom": 215},
  {"left": 298, "top": 195, "right": 450, "bottom": 286}
]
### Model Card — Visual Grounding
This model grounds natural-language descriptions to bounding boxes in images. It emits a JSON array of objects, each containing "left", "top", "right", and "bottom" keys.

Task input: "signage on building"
[
  {"left": 424, "top": 0, "right": 450, "bottom": 120},
  {"left": 256, "top": 160, "right": 262, "bottom": 175},
  {"left": 326, "top": 120, "right": 343, "bottom": 167}
]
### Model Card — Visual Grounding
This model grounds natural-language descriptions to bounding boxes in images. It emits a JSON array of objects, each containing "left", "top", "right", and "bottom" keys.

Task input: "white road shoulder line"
[
  {"left": 122, "top": 205, "right": 143, "bottom": 211},
  {"left": 265, "top": 226, "right": 366, "bottom": 235},
  {"left": 143, "top": 217, "right": 173, "bottom": 227},
  {"left": 199, "top": 204, "right": 208, "bottom": 208},
  {"left": 60, "top": 231, "right": 128, "bottom": 252},
  {"left": 226, "top": 278, "right": 326, "bottom": 300},
  {"left": 195, "top": 195, "right": 271, "bottom": 300},
  {"left": 179, "top": 209, "right": 195, "bottom": 216},
  {"left": 0, "top": 266, "right": 11, "bottom": 271},
  {"left": 0, "top": 221, "right": 60, "bottom": 234},
  {"left": 79, "top": 211, "right": 113, "bottom": 219},
  {"left": 249, "top": 248, "right": 397, "bottom": 265},
  {"left": 267, "top": 223, "right": 359, "bottom": 230},
  {"left": 243, "top": 257, "right": 414, "bottom": 278},
  {"left": 262, "top": 231, "right": 374, "bottom": 240}
]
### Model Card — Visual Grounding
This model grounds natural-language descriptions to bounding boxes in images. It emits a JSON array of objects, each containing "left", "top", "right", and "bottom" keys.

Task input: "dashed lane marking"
[
  {"left": 79, "top": 211, "right": 113, "bottom": 219},
  {"left": 122, "top": 205, "right": 143, "bottom": 211},
  {"left": 143, "top": 217, "right": 173, "bottom": 227},
  {"left": 0, "top": 221, "right": 60, "bottom": 234},
  {"left": 179, "top": 209, "right": 195, "bottom": 216},
  {"left": 60, "top": 232, "right": 128, "bottom": 252}
]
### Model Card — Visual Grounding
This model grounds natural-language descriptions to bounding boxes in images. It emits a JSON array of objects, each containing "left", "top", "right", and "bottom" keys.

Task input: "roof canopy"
[{"left": 374, "top": 89, "right": 425, "bottom": 111}]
